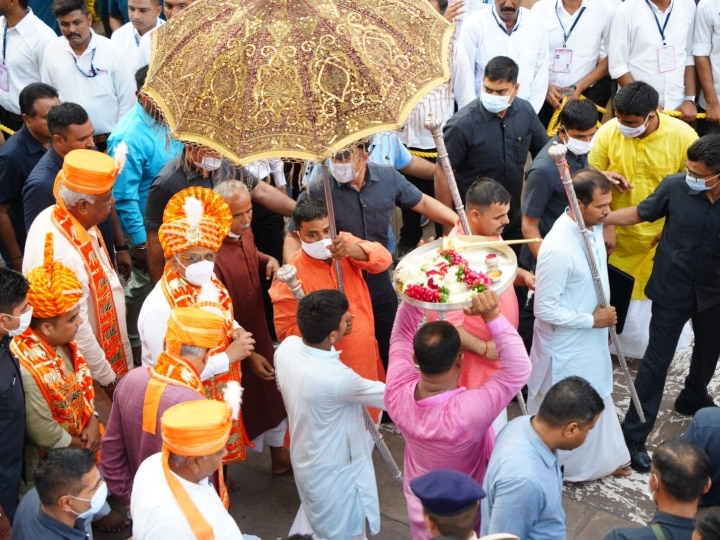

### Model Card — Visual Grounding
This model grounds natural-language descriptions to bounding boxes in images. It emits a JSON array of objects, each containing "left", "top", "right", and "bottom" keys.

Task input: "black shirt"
[
  {"left": 0, "top": 125, "right": 46, "bottom": 251},
  {"left": 443, "top": 97, "right": 549, "bottom": 240},
  {"left": 603, "top": 511, "right": 695, "bottom": 540},
  {"left": 0, "top": 336, "right": 25, "bottom": 522},
  {"left": 684, "top": 407, "right": 720, "bottom": 508},
  {"left": 639, "top": 173, "right": 720, "bottom": 311},
  {"left": 144, "top": 155, "right": 257, "bottom": 233}
]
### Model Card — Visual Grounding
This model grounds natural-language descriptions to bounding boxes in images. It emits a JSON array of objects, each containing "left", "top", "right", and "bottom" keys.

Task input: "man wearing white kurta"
[
  {"left": 453, "top": 0, "right": 549, "bottom": 112},
  {"left": 528, "top": 169, "right": 630, "bottom": 482},
  {"left": 608, "top": 0, "right": 697, "bottom": 117},
  {"left": 275, "top": 290, "right": 385, "bottom": 540}
]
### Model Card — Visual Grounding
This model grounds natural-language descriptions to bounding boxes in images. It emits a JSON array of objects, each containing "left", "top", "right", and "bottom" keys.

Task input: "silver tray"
[{"left": 393, "top": 236, "right": 518, "bottom": 312}]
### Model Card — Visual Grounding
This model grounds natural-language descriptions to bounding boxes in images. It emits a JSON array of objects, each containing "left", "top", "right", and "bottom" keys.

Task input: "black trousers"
[
  {"left": 398, "top": 154, "right": 441, "bottom": 254},
  {"left": 623, "top": 300, "right": 720, "bottom": 444}
]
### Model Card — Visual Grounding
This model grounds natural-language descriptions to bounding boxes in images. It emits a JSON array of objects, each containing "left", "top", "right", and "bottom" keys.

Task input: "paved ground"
[{"left": 97, "top": 344, "right": 716, "bottom": 540}]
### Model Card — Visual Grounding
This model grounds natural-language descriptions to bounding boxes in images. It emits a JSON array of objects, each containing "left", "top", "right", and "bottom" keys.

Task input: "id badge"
[
  {"left": 0, "top": 65, "right": 9, "bottom": 93},
  {"left": 657, "top": 45, "right": 675, "bottom": 73},
  {"left": 553, "top": 48, "right": 573, "bottom": 74}
]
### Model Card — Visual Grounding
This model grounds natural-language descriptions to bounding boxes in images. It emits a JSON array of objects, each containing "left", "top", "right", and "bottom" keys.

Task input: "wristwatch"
[{"left": 683, "top": 95, "right": 696, "bottom": 103}]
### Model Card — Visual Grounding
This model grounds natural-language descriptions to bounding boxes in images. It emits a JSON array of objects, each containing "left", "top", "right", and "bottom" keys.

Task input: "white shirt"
[
  {"left": 398, "top": 82, "right": 454, "bottom": 150},
  {"left": 608, "top": 0, "right": 696, "bottom": 109},
  {"left": 137, "top": 278, "right": 236, "bottom": 379},
  {"left": 532, "top": 0, "right": 616, "bottom": 89},
  {"left": 22, "top": 206, "right": 132, "bottom": 386},
  {"left": 110, "top": 19, "right": 164, "bottom": 76},
  {"left": 131, "top": 453, "right": 243, "bottom": 540},
  {"left": 453, "top": 5, "right": 549, "bottom": 112},
  {"left": 274, "top": 336, "right": 385, "bottom": 540},
  {"left": 693, "top": 0, "right": 720, "bottom": 108},
  {"left": 0, "top": 9, "right": 56, "bottom": 114},
  {"left": 41, "top": 30, "right": 136, "bottom": 134}
]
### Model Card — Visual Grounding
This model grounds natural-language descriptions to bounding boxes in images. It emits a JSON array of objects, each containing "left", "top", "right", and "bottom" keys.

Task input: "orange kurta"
[{"left": 269, "top": 232, "right": 391, "bottom": 390}]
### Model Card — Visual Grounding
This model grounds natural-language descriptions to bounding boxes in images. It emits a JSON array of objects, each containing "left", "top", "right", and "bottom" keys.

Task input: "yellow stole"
[{"left": 50, "top": 205, "right": 128, "bottom": 378}]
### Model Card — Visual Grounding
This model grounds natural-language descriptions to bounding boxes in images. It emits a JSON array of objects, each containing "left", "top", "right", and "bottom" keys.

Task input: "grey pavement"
[{"left": 97, "top": 345, "right": 716, "bottom": 540}]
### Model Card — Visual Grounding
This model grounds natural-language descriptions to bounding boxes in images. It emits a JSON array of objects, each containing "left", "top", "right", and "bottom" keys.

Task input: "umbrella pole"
[
  {"left": 425, "top": 114, "right": 472, "bottom": 235},
  {"left": 275, "top": 264, "right": 404, "bottom": 488},
  {"left": 548, "top": 143, "right": 646, "bottom": 423},
  {"left": 321, "top": 162, "right": 345, "bottom": 293}
]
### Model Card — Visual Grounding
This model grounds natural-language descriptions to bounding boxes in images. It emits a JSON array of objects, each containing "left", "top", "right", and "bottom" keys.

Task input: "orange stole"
[
  {"left": 12, "top": 329, "right": 94, "bottom": 437},
  {"left": 51, "top": 205, "right": 128, "bottom": 378},
  {"left": 161, "top": 267, "right": 251, "bottom": 463}
]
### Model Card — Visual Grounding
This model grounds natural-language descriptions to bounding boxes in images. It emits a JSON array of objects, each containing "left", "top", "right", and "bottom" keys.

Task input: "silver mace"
[
  {"left": 276, "top": 264, "right": 404, "bottom": 488},
  {"left": 548, "top": 143, "right": 646, "bottom": 423},
  {"left": 426, "top": 114, "right": 529, "bottom": 416}
]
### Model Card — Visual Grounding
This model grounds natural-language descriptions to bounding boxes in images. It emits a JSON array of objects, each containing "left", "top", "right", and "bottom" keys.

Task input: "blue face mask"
[
  {"left": 480, "top": 90, "right": 514, "bottom": 114},
  {"left": 685, "top": 172, "right": 720, "bottom": 192}
]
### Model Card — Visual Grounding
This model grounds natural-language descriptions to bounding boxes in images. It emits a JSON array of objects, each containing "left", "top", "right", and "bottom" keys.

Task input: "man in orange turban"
[
  {"left": 102, "top": 303, "right": 226, "bottom": 508},
  {"left": 12, "top": 232, "right": 130, "bottom": 532},
  {"left": 23, "top": 149, "right": 132, "bottom": 402},
  {"left": 138, "top": 186, "right": 256, "bottom": 469},
  {"left": 131, "top": 399, "right": 246, "bottom": 540}
]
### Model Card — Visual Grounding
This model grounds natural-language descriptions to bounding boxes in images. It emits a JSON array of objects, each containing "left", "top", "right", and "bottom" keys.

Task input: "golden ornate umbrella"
[{"left": 141, "top": 0, "right": 453, "bottom": 164}]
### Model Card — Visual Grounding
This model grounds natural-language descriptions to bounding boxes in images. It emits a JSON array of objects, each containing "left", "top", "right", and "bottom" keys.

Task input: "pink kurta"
[{"left": 385, "top": 301, "right": 531, "bottom": 540}]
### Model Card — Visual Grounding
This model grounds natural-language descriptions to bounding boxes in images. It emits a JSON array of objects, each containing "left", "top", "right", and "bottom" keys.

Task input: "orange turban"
[
  {"left": 161, "top": 400, "right": 232, "bottom": 457},
  {"left": 158, "top": 186, "right": 232, "bottom": 259},
  {"left": 26, "top": 233, "right": 84, "bottom": 319},
  {"left": 164, "top": 306, "right": 225, "bottom": 356},
  {"left": 54, "top": 149, "right": 121, "bottom": 196}
]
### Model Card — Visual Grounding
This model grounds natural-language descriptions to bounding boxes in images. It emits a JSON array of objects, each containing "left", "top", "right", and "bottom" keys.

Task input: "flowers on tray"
[{"left": 397, "top": 249, "right": 490, "bottom": 304}]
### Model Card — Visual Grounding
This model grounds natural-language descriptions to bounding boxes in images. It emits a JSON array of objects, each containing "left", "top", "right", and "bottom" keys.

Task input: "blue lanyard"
[
  {"left": 645, "top": 0, "right": 673, "bottom": 46},
  {"left": 555, "top": 1, "right": 587, "bottom": 47},
  {"left": 73, "top": 48, "right": 98, "bottom": 78},
  {"left": 2, "top": 24, "right": 7, "bottom": 66},
  {"left": 491, "top": 5, "right": 521, "bottom": 36}
]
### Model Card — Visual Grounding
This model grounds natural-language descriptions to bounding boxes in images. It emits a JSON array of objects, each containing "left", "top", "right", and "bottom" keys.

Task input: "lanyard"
[
  {"left": 555, "top": 1, "right": 587, "bottom": 47},
  {"left": 645, "top": 0, "right": 673, "bottom": 46},
  {"left": 73, "top": 48, "right": 98, "bottom": 78},
  {"left": 491, "top": 5, "right": 521, "bottom": 36},
  {"left": 2, "top": 24, "right": 7, "bottom": 66}
]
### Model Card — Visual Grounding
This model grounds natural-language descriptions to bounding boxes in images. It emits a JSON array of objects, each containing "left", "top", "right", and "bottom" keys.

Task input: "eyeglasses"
[
  {"left": 178, "top": 252, "right": 215, "bottom": 264},
  {"left": 685, "top": 162, "right": 720, "bottom": 181}
]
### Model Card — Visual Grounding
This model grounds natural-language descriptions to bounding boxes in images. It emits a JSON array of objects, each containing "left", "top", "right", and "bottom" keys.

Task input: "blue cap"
[{"left": 409, "top": 469, "right": 486, "bottom": 516}]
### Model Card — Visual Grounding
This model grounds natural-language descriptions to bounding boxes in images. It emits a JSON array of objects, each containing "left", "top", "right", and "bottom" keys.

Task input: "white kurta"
[
  {"left": 529, "top": 211, "right": 612, "bottom": 400},
  {"left": 110, "top": 19, "right": 164, "bottom": 76},
  {"left": 528, "top": 212, "right": 629, "bottom": 481},
  {"left": 22, "top": 206, "right": 131, "bottom": 386},
  {"left": 137, "top": 278, "right": 233, "bottom": 379},
  {"left": 274, "top": 336, "right": 385, "bottom": 540},
  {"left": 131, "top": 453, "right": 243, "bottom": 540}
]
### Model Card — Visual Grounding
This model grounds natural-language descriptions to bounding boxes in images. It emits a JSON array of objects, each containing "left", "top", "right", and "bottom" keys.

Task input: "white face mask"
[
  {"left": 618, "top": 115, "right": 650, "bottom": 138},
  {"left": 330, "top": 162, "right": 355, "bottom": 184},
  {"left": 565, "top": 135, "right": 593, "bottom": 156},
  {"left": 194, "top": 156, "right": 223, "bottom": 172},
  {"left": 685, "top": 172, "right": 720, "bottom": 192},
  {"left": 70, "top": 481, "right": 107, "bottom": 520},
  {"left": 480, "top": 90, "right": 513, "bottom": 114},
  {"left": 301, "top": 238, "right": 332, "bottom": 260},
  {"left": 176, "top": 258, "right": 215, "bottom": 286},
  {"left": 4, "top": 307, "right": 33, "bottom": 337}
]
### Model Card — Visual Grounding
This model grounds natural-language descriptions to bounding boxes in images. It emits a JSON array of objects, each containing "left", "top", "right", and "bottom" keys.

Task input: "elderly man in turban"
[
  {"left": 131, "top": 399, "right": 246, "bottom": 540},
  {"left": 102, "top": 303, "right": 226, "bottom": 508},
  {"left": 138, "top": 186, "right": 255, "bottom": 468},
  {"left": 12, "top": 233, "right": 130, "bottom": 533},
  {"left": 22, "top": 149, "right": 132, "bottom": 402}
]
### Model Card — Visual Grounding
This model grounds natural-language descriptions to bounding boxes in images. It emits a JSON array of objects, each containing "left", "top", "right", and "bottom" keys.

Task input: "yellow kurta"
[{"left": 589, "top": 115, "right": 698, "bottom": 299}]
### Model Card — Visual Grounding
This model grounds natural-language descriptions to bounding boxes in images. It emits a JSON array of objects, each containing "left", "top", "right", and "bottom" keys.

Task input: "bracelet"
[
  {"left": 115, "top": 245, "right": 129, "bottom": 251},
  {"left": 134, "top": 244, "right": 147, "bottom": 251}
]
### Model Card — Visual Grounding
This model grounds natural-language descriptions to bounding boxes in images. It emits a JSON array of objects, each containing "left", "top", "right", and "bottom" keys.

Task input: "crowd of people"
[{"left": 0, "top": 0, "right": 719, "bottom": 538}]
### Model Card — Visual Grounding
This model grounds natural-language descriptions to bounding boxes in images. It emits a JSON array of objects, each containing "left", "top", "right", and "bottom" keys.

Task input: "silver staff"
[
  {"left": 276, "top": 264, "right": 404, "bottom": 488},
  {"left": 320, "top": 163, "right": 344, "bottom": 292},
  {"left": 426, "top": 114, "right": 529, "bottom": 416},
  {"left": 548, "top": 143, "right": 646, "bottom": 423}
]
